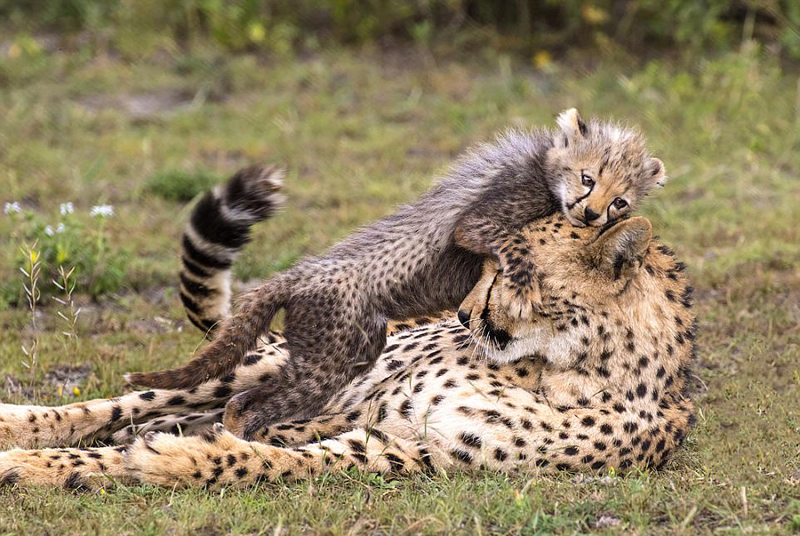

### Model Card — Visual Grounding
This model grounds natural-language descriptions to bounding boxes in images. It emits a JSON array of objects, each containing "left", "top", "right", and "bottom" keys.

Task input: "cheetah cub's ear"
[
  {"left": 586, "top": 216, "right": 652, "bottom": 281},
  {"left": 647, "top": 157, "right": 668, "bottom": 188},
  {"left": 556, "top": 107, "right": 587, "bottom": 147}
]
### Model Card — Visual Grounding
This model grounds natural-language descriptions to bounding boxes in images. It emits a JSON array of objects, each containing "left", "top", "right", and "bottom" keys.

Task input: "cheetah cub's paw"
[{"left": 499, "top": 273, "right": 542, "bottom": 320}]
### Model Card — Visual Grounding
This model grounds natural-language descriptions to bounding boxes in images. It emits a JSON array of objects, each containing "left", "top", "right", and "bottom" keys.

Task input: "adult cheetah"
[{"left": 0, "top": 201, "right": 695, "bottom": 489}]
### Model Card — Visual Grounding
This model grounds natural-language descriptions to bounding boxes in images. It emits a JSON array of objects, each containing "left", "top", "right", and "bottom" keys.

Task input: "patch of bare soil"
[
  {"left": 2, "top": 364, "right": 92, "bottom": 403},
  {"left": 45, "top": 364, "right": 91, "bottom": 392},
  {"left": 77, "top": 89, "right": 196, "bottom": 120},
  {"left": 2, "top": 375, "right": 35, "bottom": 401},
  {"left": 127, "top": 316, "right": 184, "bottom": 335}
]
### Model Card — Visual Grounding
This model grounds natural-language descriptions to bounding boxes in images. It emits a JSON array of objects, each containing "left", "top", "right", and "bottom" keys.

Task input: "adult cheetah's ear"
[
  {"left": 647, "top": 157, "right": 667, "bottom": 188},
  {"left": 556, "top": 108, "right": 587, "bottom": 147},
  {"left": 587, "top": 217, "right": 652, "bottom": 281}
]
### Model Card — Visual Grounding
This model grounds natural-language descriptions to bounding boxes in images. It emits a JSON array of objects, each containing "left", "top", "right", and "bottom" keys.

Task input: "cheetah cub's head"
[
  {"left": 548, "top": 108, "right": 666, "bottom": 228},
  {"left": 458, "top": 214, "right": 653, "bottom": 364}
]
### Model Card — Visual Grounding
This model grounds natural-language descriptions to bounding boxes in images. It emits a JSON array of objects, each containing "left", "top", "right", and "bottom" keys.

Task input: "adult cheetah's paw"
[
  {"left": 0, "top": 449, "right": 111, "bottom": 491},
  {"left": 124, "top": 425, "right": 252, "bottom": 489}
]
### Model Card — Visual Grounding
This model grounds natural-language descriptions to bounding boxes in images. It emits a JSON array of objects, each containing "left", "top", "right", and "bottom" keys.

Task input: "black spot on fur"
[
  {"left": 167, "top": 396, "right": 186, "bottom": 406},
  {"left": 623, "top": 422, "right": 638, "bottom": 434},
  {"left": 244, "top": 354, "right": 263, "bottom": 366},
  {"left": 377, "top": 403, "right": 388, "bottom": 423},
  {"left": 450, "top": 449, "right": 473, "bottom": 465},
  {"left": 0, "top": 469, "right": 20, "bottom": 486},
  {"left": 459, "top": 432, "right": 482, "bottom": 448},
  {"left": 214, "top": 385, "right": 233, "bottom": 398},
  {"left": 399, "top": 400, "right": 413, "bottom": 419},
  {"left": 64, "top": 472, "right": 91, "bottom": 492}
]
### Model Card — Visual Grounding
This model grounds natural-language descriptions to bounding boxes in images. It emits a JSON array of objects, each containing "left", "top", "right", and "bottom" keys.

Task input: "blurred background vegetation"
[{"left": 1, "top": 0, "right": 800, "bottom": 60}]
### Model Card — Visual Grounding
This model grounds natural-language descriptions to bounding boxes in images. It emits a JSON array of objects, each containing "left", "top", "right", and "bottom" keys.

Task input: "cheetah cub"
[{"left": 127, "top": 109, "right": 667, "bottom": 439}]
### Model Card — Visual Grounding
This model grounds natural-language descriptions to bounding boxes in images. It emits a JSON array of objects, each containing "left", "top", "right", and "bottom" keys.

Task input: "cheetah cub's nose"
[
  {"left": 584, "top": 207, "right": 601, "bottom": 222},
  {"left": 457, "top": 310, "right": 471, "bottom": 329}
]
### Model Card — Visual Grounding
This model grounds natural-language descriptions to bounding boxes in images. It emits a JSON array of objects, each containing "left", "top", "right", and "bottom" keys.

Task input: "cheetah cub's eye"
[
  {"left": 613, "top": 198, "right": 628, "bottom": 209},
  {"left": 581, "top": 172, "right": 595, "bottom": 188}
]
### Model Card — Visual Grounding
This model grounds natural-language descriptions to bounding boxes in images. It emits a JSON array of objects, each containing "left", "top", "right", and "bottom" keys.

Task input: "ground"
[{"left": 0, "top": 42, "right": 799, "bottom": 535}]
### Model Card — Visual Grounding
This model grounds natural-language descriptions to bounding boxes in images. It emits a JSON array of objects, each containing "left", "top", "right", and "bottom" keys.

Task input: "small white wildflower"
[
  {"left": 56, "top": 223, "right": 66, "bottom": 233},
  {"left": 90, "top": 204, "right": 114, "bottom": 218},
  {"left": 44, "top": 225, "right": 55, "bottom": 236},
  {"left": 60, "top": 202, "right": 74, "bottom": 215},
  {"left": 4, "top": 201, "right": 21, "bottom": 214}
]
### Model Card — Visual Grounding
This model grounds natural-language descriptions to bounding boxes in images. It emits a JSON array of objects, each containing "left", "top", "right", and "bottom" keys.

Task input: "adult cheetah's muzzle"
[
  {"left": 486, "top": 327, "right": 511, "bottom": 350},
  {"left": 457, "top": 310, "right": 471, "bottom": 330},
  {"left": 481, "top": 321, "right": 511, "bottom": 351},
  {"left": 476, "top": 299, "right": 512, "bottom": 351}
]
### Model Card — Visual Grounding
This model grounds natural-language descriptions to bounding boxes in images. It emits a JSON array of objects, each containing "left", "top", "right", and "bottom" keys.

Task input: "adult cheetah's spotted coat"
[{"left": 0, "top": 208, "right": 695, "bottom": 490}]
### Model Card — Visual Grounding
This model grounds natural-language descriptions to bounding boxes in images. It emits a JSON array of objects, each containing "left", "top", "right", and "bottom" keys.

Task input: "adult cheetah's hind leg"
[
  {"left": 244, "top": 411, "right": 366, "bottom": 447},
  {"left": 0, "top": 333, "right": 288, "bottom": 449},
  {"left": 112, "top": 409, "right": 225, "bottom": 444}
]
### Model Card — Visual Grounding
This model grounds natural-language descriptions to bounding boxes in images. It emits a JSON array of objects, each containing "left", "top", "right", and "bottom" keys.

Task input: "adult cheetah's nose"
[
  {"left": 584, "top": 207, "right": 601, "bottom": 222},
  {"left": 457, "top": 310, "right": 470, "bottom": 329}
]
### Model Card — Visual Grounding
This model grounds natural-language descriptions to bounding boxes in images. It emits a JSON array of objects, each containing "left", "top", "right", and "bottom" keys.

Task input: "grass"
[{"left": 1, "top": 40, "right": 799, "bottom": 535}]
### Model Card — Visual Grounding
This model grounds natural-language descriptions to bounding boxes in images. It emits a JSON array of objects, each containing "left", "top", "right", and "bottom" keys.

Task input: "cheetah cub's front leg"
[
  {"left": 495, "top": 248, "right": 543, "bottom": 320},
  {"left": 454, "top": 223, "right": 543, "bottom": 322}
]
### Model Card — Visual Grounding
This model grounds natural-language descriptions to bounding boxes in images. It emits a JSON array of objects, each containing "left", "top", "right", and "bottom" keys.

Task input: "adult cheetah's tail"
[
  {"left": 125, "top": 163, "right": 286, "bottom": 389},
  {"left": 176, "top": 163, "right": 285, "bottom": 336}
]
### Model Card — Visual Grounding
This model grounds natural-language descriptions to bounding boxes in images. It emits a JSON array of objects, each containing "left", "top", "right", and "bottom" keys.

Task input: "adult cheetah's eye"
[
  {"left": 581, "top": 173, "right": 594, "bottom": 188},
  {"left": 613, "top": 198, "right": 628, "bottom": 209}
]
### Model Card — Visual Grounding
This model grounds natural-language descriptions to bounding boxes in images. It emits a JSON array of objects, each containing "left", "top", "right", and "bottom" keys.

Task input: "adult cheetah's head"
[{"left": 458, "top": 214, "right": 656, "bottom": 363}]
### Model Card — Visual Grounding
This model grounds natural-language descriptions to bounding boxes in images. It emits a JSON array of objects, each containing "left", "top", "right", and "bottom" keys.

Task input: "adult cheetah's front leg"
[
  {"left": 0, "top": 427, "right": 435, "bottom": 490},
  {"left": 0, "top": 407, "right": 407, "bottom": 489},
  {"left": 0, "top": 445, "right": 131, "bottom": 490},
  {"left": 125, "top": 424, "right": 436, "bottom": 489}
]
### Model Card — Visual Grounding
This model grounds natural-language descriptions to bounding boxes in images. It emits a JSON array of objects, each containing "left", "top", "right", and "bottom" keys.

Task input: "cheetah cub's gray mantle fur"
[{"left": 127, "top": 109, "right": 667, "bottom": 439}]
